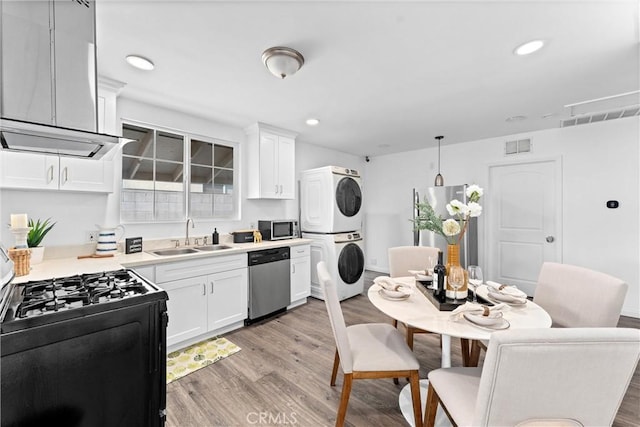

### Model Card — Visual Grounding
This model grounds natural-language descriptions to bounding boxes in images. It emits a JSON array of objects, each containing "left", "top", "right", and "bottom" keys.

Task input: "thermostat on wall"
[{"left": 606, "top": 200, "right": 619, "bottom": 209}]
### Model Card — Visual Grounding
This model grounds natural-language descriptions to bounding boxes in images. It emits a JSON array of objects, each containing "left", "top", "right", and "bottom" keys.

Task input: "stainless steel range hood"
[
  {"left": 0, "top": 118, "right": 119, "bottom": 159},
  {"left": 0, "top": 0, "right": 119, "bottom": 160}
]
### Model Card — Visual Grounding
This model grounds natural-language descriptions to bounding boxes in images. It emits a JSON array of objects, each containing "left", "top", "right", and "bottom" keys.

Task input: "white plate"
[
  {"left": 378, "top": 289, "right": 410, "bottom": 301},
  {"left": 463, "top": 313, "right": 510, "bottom": 330},
  {"left": 487, "top": 291, "right": 527, "bottom": 306}
]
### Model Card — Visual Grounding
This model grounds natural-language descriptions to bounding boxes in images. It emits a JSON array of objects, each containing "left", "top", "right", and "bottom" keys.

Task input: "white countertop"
[{"left": 13, "top": 238, "right": 312, "bottom": 283}]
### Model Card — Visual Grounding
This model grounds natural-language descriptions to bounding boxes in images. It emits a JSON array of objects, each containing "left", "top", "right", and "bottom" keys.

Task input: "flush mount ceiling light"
[
  {"left": 514, "top": 40, "right": 545, "bottom": 56},
  {"left": 434, "top": 135, "right": 444, "bottom": 187},
  {"left": 262, "top": 46, "right": 304, "bottom": 79},
  {"left": 125, "top": 55, "right": 155, "bottom": 71},
  {"left": 305, "top": 118, "right": 320, "bottom": 126}
]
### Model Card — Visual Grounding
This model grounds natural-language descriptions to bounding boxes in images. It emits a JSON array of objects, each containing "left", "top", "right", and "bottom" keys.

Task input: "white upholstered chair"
[
  {"left": 388, "top": 246, "right": 441, "bottom": 349},
  {"left": 316, "top": 261, "right": 422, "bottom": 427},
  {"left": 467, "top": 262, "right": 630, "bottom": 367},
  {"left": 534, "top": 262, "right": 628, "bottom": 327},
  {"left": 424, "top": 327, "right": 640, "bottom": 427}
]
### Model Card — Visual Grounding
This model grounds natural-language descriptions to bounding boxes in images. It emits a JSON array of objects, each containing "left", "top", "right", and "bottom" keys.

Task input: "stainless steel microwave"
[{"left": 258, "top": 220, "right": 298, "bottom": 240}]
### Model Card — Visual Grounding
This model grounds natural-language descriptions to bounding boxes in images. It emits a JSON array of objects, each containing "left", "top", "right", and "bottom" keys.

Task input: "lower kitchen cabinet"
[
  {"left": 153, "top": 254, "right": 248, "bottom": 350},
  {"left": 163, "top": 276, "right": 209, "bottom": 346},
  {"left": 290, "top": 245, "right": 311, "bottom": 305}
]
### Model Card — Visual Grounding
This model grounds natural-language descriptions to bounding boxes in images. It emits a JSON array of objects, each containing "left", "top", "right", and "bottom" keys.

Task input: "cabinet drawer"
[
  {"left": 155, "top": 254, "right": 246, "bottom": 283},
  {"left": 290, "top": 244, "right": 310, "bottom": 258}
]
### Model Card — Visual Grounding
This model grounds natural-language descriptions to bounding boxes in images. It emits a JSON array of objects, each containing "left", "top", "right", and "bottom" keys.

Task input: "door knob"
[{"left": 546, "top": 236, "right": 555, "bottom": 243}]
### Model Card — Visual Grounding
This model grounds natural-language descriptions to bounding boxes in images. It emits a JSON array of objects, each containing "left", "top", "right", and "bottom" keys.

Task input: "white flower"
[
  {"left": 442, "top": 219, "right": 461, "bottom": 236},
  {"left": 468, "top": 202, "right": 483, "bottom": 217},
  {"left": 446, "top": 199, "right": 469, "bottom": 216},
  {"left": 466, "top": 185, "right": 483, "bottom": 202}
]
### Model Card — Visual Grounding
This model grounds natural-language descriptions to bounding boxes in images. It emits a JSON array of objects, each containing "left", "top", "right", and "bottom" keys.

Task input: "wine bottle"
[{"left": 433, "top": 250, "right": 446, "bottom": 302}]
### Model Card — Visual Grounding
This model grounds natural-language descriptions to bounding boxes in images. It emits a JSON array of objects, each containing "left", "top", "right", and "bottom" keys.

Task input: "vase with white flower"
[{"left": 412, "top": 185, "right": 483, "bottom": 300}]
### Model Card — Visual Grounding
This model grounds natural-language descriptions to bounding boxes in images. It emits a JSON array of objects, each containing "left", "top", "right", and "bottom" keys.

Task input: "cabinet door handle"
[
  {"left": 292, "top": 264, "right": 296, "bottom": 274},
  {"left": 275, "top": 184, "right": 279, "bottom": 194},
  {"left": 280, "top": 184, "right": 283, "bottom": 194},
  {"left": 210, "top": 282, "right": 214, "bottom": 294},
  {"left": 47, "top": 165, "right": 54, "bottom": 184},
  {"left": 62, "top": 167, "right": 68, "bottom": 184},
  {"left": 202, "top": 283, "right": 206, "bottom": 296}
]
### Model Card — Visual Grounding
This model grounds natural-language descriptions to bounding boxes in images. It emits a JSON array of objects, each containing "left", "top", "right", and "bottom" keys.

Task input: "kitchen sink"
[
  {"left": 149, "top": 248, "right": 200, "bottom": 256},
  {"left": 193, "top": 245, "right": 233, "bottom": 251}
]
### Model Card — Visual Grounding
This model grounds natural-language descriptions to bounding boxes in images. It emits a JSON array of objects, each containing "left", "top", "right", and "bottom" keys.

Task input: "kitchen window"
[{"left": 120, "top": 123, "right": 237, "bottom": 222}]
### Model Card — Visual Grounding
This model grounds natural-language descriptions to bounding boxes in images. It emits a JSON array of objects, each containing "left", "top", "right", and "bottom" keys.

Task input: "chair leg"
[
  {"left": 331, "top": 350, "right": 340, "bottom": 386},
  {"left": 424, "top": 381, "right": 439, "bottom": 427},
  {"left": 460, "top": 338, "right": 470, "bottom": 366},
  {"left": 469, "top": 340, "right": 481, "bottom": 367},
  {"left": 408, "top": 370, "right": 422, "bottom": 427},
  {"left": 335, "top": 373, "right": 352, "bottom": 427},
  {"left": 407, "top": 327, "right": 415, "bottom": 350}
]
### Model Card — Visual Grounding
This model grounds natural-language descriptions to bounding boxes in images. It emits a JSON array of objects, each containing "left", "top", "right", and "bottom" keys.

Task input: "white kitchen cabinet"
[
  {"left": 163, "top": 275, "right": 209, "bottom": 346},
  {"left": 97, "top": 76, "right": 125, "bottom": 136},
  {"left": 290, "top": 245, "right": 311, "bottom": 305},
  {"left": 208, "top": 268, "right": 248, "bottom": 331},
  {"left": 0, "top": 151, "right": 114, "bottom": 193},
  {"left": 154, "top": 254, "right": 248, "bottom": 349},
  {"left": 245, "top": 122, "right": 297, "bottom": 199}
]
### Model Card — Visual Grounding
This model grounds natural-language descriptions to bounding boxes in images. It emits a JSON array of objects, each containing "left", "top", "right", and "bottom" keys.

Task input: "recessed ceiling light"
[
  {"left": 514, "top": 40, "right": 545, "bottom": 56},
  {"left": 125, "top": 55, "right": 155, "bottom": 71},
  {"left": 506, "top": 115, "right": 527, "bottom": 122},
  {"left": 305, "top": 118, "right": 319, "bottom": 126}
]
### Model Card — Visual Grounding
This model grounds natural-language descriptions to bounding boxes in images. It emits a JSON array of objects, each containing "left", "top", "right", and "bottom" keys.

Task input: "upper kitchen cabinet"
[
  {"left": 0, "top": 150, "right": 114, "bottom": 193},
  {"left": 97, "top": 77, "right": 126, "bottom": 136},
  {"left": 0, "top": 0, "right": 97, "bottom": 131},
  {"left": 245, "top": 123, "right": 297, "bottom": 199}
]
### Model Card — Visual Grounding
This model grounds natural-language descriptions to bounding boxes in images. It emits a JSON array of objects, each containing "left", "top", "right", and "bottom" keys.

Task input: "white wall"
[
  {"left": 363, "top": 116, "right": 640, "bottom": 318},
  {"left": 0, "top": 98, "right": 362, "bottom": 250}
]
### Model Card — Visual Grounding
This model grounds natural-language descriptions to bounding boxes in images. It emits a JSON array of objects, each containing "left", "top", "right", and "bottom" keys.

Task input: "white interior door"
[{"left": 487, "top": 159, "right": 562, "bottom": 296}]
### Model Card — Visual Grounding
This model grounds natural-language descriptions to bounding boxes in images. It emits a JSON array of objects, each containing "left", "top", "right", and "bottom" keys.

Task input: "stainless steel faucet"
[{"left": 185, "top": 218, "right": 195, "bottom": 246}]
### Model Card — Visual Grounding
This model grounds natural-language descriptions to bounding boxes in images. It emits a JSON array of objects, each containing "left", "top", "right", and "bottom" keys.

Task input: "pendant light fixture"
[{"left": 434, "top": 135, "right": 444, "bottom": 186}]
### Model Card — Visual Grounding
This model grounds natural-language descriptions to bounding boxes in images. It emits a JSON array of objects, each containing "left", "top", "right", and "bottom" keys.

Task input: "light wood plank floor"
[{"left": 166, "top": 271, "right": 640, "bottom": 427}]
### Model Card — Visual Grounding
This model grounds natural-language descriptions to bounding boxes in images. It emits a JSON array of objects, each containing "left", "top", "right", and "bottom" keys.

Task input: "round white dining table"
[{"left": 368, "top": 276, "right": 552, "bottom": 427}]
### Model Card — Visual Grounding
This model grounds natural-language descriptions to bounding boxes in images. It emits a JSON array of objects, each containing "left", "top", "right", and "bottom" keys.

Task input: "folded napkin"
[
  {"left": 485, "top": 280, "right": 527, "bottom": 299},
  {"left": 450, "top": 301, "right": 507, "bottom": 321},
  {"left": 374, "top": 276, "right": 403, "bottom": 291},
  {"left": 408, "top": 269, "right": 433, "bottom": 277}
]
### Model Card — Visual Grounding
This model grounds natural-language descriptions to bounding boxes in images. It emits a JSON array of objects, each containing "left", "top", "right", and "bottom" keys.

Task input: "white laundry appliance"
[
  {"left": 300, "top": 166, "right": 363, "bottom": 233},
  {"left": 303, "top": 231, "right": 365, "bottom": 301}
]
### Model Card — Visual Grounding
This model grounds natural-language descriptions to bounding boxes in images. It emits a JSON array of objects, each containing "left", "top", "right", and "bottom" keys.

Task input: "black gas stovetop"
[{"left": 1, "top": 269, "right": 166, "bottom": 334}]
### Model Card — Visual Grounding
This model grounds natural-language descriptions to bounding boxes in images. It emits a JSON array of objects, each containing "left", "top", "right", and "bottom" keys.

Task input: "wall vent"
[
  {"left": 561, "top": 107, "right": 640, "bottom": 128},
  {"left": 505, "top": 138, "right": 531, "bottom": 155},
  {"left": 562, "top": 91, "right": 640, "bottom": 128}
]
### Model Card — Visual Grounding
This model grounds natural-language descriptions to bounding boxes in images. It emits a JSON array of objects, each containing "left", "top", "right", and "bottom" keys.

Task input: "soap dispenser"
[{"left": 212, "top": 228, "right": 219, "bottom": 245}]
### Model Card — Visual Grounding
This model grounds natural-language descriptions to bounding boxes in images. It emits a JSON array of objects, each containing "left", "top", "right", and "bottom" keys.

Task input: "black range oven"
[{"left": 0, "top": 247, "right": 168, "bottom": 427}]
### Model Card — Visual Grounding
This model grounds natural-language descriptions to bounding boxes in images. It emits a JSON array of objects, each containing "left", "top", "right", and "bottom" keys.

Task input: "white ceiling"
[{"left": 96, "top": 0, "right": 640, "bottom": 157}]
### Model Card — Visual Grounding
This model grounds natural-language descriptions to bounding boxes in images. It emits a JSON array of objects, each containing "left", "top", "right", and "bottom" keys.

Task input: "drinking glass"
[
  {"left": 467, "top": 265, "right": 483, "bottom": 303},
  {"left": 449, "top": 265, "right": 465, "bottom": 302}
]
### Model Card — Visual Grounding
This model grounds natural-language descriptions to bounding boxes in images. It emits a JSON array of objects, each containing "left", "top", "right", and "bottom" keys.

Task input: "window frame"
[{"left": 120, "top": 119, "right": 240, "bottom": 223}]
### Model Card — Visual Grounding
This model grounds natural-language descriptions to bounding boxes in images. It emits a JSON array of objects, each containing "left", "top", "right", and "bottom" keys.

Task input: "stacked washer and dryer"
[{"left": 300, "top": 166, "right": 365, "bottom": 301}]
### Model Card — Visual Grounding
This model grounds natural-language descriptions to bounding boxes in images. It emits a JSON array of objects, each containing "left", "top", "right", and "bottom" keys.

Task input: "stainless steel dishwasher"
[{"left": 246, "top": 247, "right": 291, "bottom": 325}]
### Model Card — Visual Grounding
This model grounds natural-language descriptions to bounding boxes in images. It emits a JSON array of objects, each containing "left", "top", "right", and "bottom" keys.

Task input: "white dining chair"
[
  {"left": 388, "top": 246, "right": 441, "bottom": 349},
  {"left": 534, "top": 261, "right": 628, "bottom": 327},
  {"left": 424, "top": 327, "right": 640, "bottom": 427},
  {"left": 467, "top": 261, "right": 630, "bottom": 367},
  {"left": 317, "top": 261, "right": 422, "bottom": 427}
]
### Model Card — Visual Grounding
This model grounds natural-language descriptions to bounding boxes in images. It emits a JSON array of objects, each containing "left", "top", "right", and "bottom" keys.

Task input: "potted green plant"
[{"left": 27, "top": 217, "right": 56, "bottom": 264}]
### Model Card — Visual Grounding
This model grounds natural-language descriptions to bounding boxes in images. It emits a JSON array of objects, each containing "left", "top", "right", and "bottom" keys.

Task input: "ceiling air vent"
[
  {"left": 562, "top": 91, "right": 640, "bottom": 128},
  {"left": 505, "top": 138, "right": 531, "bottom": 155}
]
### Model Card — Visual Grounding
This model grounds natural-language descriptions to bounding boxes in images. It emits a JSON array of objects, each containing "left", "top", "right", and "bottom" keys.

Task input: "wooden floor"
[{"left": 166, "top": 271, "right": 640, "bottom": 427}]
